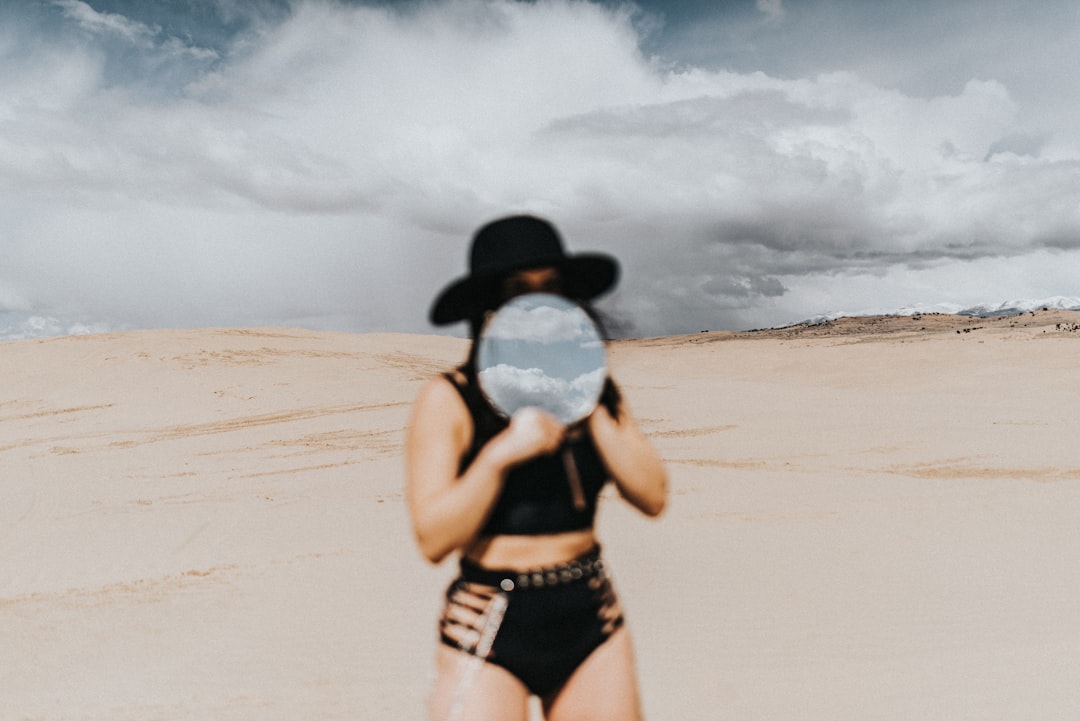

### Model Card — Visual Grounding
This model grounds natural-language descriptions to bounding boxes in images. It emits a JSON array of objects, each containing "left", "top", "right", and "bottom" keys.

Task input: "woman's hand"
[{"left": 494, "top": 406, "right": 566, "bottom": 466}]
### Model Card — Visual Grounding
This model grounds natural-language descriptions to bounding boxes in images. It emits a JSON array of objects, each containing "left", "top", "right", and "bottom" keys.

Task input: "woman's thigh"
[
  {"left": 428, "top": 645, "right": 531, "bottom": 721},
  {"left": 542, "top": 627, "right": 643, "bottom": 721}
]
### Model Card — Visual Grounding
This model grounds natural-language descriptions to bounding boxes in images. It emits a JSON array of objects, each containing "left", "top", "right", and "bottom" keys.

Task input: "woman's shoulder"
[
  {"left": 417, "top": 369, "right": 457, "bottom": 396},
  {"left": 414, "top": 369, "right": 470, "bottom": 416},
  {"left": 409, "top": 370, "right": 477, "bottom": 455}
]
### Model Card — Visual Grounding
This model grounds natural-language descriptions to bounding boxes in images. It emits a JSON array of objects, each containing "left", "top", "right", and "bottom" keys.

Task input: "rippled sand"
[{"left": 4, "top": 312, "right": 1079, "bottom": 720}]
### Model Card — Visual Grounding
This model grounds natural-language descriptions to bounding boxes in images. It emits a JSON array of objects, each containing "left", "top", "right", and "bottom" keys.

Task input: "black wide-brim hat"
[{"left": 429, "top": 214, "right": 619, "bottom": 326}]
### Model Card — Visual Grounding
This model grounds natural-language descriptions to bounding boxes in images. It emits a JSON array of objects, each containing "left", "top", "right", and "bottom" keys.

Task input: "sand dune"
[{"left": 3, "top": 313, "right": 1080, "bottom": 720}]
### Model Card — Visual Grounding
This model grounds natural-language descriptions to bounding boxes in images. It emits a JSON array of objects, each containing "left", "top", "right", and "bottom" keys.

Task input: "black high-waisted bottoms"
[{"left": 438, "top": 546, "right": 624, "bottom": 698}]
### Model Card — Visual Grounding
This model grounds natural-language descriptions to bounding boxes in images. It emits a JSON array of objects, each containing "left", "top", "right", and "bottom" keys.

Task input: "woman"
[{"left": 406, "top": 214, "right": 667, "bottom": 721}]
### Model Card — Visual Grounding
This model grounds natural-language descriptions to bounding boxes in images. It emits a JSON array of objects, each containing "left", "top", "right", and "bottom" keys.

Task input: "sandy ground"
[{"left": 3, "top": 312, "right": 1079, "bottom": 720}]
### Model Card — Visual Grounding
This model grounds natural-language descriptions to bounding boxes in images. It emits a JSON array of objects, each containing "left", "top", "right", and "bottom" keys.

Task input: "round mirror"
[{"left": 476, "top": 293, "right": 607, "bottom": 425}]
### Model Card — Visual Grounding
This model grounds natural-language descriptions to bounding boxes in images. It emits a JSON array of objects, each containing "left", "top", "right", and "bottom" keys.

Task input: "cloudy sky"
[{"left": 2, "top": 0, "right": 1078, "bottom": 340}]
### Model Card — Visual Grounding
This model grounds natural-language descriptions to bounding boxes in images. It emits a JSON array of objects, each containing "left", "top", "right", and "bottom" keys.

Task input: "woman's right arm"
[{"left": 405, "top": 376, "right": 565, "bottom": 564}]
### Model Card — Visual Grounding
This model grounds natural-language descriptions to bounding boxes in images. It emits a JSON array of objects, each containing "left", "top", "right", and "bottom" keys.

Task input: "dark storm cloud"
[{"left": 1, "top": 0, "right": 1078, "bottom": 340}]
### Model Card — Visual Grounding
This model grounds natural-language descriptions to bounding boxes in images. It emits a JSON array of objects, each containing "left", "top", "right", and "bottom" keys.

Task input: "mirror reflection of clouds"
[
  {"left": 482, "top": 294, "right": 595, "bottom": 344},
  {"left": 477, "top": 294, "right": 606, "bottom": 424},
  {"left": 479, "top": 364, "right": 601, "bottom": 423}
]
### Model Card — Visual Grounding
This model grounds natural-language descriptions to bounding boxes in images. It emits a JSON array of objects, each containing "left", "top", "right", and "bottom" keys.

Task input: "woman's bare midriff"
[{"left": 463, "top": 528, "right": 598, "bottom": 570}]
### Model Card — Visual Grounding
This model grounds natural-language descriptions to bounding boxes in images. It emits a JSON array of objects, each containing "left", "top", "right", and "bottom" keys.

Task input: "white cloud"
[
  {"left": 756, "top": 0, "right": 786, "bottom": 22},
  {"left": 2, "top": 0, "right": 1079, "bottom": 340},
  {"left": 0, "top": 313, "right": 113, "bottom": 342},
  {"left": 483, "top": 299, "right": 597, "bottom": 344},
  {"left": 478, "top": 363, "right": 601, "bottom": 423},
  {"left": 53, "top": 0, "right": 159, "bottom": 47},
  {"left": 0, "top": 283, "right": 31, "bottom": 312}
]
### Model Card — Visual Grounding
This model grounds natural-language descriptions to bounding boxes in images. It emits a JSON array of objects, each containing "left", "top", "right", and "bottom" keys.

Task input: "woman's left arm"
[{"left": 588, "top": 398, "right": 667, "bottom": 517}]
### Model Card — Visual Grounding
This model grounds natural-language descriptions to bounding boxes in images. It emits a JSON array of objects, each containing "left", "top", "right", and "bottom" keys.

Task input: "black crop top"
[{"left": 445, "top": 369, "right": 609, "bottom": 536}]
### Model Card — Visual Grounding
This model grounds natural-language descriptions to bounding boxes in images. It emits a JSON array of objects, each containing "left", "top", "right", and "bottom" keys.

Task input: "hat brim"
[{"left": 429, "top": 254, "right": 618, "bottom": 326}]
